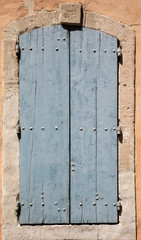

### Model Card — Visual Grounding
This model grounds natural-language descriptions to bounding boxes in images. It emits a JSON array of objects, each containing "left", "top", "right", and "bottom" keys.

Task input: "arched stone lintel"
[{"left": 3, "top": 3, "right": 134, "bottom": 42}]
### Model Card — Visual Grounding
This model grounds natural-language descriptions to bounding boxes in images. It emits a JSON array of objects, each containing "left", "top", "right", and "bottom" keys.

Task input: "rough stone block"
[{"left": 60, "top": 3, "right": 82, "bottom": 25}]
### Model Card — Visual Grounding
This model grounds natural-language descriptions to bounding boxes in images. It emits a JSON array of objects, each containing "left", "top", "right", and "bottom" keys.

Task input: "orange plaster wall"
[{"left": 1, "top": 0, "right": 141, "bottom": 239}]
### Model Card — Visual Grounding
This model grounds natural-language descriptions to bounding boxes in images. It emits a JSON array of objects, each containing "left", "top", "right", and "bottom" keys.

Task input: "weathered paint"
[
  {"left": 96, "top": 32, "right": 118, "bottom": 223},
  {"left": 19, "top": 25, "right": 118, "bottom": 224},
  {"left": 19, "top": 25, "right": 70, "bottom": 224},
  {"left": 70, "top": 27, "right": 118, "bottom": 223},
  {"left": 2, "top": 8, "right": 135, "bottom": 240},
  {"left": 70, "top": 27, "right": 98, "bottom": 223},
  {"left": 0, "top": 1, "right": 139, "bottom": 240}
]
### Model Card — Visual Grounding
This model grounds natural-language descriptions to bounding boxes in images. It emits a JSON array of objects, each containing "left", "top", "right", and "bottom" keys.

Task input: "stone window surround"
[{"left": 2, "top": 4, "right": 136, "bottom": 240}]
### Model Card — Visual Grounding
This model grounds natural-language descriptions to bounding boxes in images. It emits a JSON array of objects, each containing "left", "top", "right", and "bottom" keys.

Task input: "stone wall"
[
  {"left": 2, "top": 4, "right": 136, "bottom": 240},
  {"left": 1, "top": 1, "right": 141, "bottom": 240}
]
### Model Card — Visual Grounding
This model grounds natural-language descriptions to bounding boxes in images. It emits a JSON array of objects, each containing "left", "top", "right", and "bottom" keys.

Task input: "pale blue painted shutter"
[
  {"left": 19, "top": 26, "right": 118, "bottom": 224},
  {"left": 70, "top": 27, "right": 118, "bottom": 223},
  {"left": 19, "top": 25, "right": 70, "bottom": 224}
]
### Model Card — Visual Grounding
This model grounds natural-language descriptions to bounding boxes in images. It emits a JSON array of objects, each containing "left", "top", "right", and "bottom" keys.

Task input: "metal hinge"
[
  {"left": 117, "top": 201, "right": 122, "bottom": 211},
  {"left": 16, "top": 125, "right": 21, "bottom": 139},
  {"left": 16, "top": 125, "right": 21, "bottom": 134},
  {"left": 117, "top": 47, "right": 122, "bottom": 57},
  {"left": 15, "top": 201, "right": 21, "bottom": 218},
  {"left": 116, "top": 126, "right": 122, "bottom": 135},
  {"left": 16, "top": 43, "right": 20, "bottom": 60}
]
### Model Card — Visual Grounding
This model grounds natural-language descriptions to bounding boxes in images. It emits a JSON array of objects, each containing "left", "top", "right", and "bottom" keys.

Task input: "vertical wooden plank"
[
  {"left": 19, "top": 25, "right": 70, "bottom": 224},
  {"left": 42, "top": 25, "right": 69, "bottom": 224},
  {"left": 96, "top": 32, "right": 118, "bottom": 223},
  {"left": 27, "top": 28, "right": 46, "bottom": 224},
  {"left": 70, "top": 28, "right": 99, "bottom": 223},
  {"left": 19, "top": 30, "right": 39, "bottom": 224}
]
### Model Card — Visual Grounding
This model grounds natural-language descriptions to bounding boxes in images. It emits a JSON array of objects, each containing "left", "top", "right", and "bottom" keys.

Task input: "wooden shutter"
[
  {"left": 19, "top": 25, "right": 118, "bottom": 224},
  {"left": 19, "top": 25, "right": 70, "bottom": 224},
  {"left": 70, "top": 27, "right": 118, "bottom": 223}
]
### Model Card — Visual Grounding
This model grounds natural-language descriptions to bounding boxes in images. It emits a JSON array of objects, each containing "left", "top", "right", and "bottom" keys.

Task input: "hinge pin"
[
  {"left": 116, "top": 126, "right": 121, "bottom": 135},
  {"left": 15, "top": 201, "right": 21, "bottom": 217},
  {"left": 117, "top": 47, "right": 122, "bottom": 57},
  {"left": 117, "top": 201, "right": 121, "bottom": 211},
  {"left": 16, "top": 125, "right": 21, "bottom": 134},
  {"left": 16, "top": 44, "right": 20, "bottom": 56}
]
